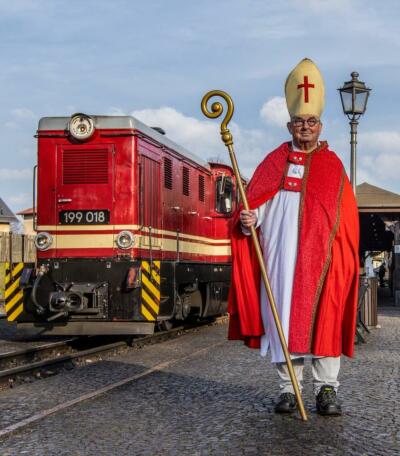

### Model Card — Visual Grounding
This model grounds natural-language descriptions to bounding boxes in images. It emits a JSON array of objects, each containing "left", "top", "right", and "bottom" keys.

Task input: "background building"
[
  {"left": 0, "top": 198, "right": 18, "bottom": 233},
  {"left": 16, "top": 207, "right": 35, "bottom": 235}
]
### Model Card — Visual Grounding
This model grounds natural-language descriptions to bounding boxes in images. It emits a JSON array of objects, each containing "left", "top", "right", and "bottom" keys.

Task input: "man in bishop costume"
[{"left": 228, "top": 58, "right": 359, "bottom": 416}]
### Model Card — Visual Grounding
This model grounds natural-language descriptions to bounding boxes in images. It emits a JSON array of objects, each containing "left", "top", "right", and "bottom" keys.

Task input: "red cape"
[{"left": 228, "top": 141, "right": 359, "bottom": 357}]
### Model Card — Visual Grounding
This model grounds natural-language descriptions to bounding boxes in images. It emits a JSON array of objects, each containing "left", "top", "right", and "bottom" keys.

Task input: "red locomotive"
[{"left": 11, "top": 113, "right": 237, "bottom": 334}]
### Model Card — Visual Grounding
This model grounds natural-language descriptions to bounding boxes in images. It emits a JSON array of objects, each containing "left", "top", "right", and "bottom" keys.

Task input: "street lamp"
[{"left": 338, "top": 72, "right": 371, "bottom": 194}]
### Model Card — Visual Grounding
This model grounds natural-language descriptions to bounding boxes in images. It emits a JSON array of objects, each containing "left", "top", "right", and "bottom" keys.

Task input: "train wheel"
[{"left": 157, "top": 320, "right": 173, "bottom": 331}]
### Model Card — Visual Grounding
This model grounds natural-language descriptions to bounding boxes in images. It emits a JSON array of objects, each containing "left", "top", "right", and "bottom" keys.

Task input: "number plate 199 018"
[{"left": 59, "top": 210, "right": 110, "bottom": 225}]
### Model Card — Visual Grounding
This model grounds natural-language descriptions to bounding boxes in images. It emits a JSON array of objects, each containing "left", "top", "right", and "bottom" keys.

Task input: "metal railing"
[{"left": 356, "top": 276, "right": 378, "bottom": 343}]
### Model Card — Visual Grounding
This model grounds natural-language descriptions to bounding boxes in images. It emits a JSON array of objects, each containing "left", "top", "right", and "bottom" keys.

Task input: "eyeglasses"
[{"left": 291, "top": 117, "right": 320, "bottom": 127}]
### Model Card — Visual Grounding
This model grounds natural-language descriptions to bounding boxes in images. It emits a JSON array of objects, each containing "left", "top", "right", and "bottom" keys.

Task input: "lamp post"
[{"left": 338, "top": 72, "right": 371, "bottom": 194}]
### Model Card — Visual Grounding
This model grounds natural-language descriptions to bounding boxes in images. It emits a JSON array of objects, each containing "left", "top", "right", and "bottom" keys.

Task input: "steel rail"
[{"left": 0, "top": 338, "right": 77, "bottom": 365}]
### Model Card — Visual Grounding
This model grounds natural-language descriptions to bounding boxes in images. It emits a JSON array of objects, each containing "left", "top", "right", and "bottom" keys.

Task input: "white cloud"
[
  {"left": 132, "top": 106, "right": 221, "bottom": 159},
  {"left": 360, "top": 131, "right": 400, "bottom": 152},
  {"left": 4, "top": 121, "right": 17, "bottom": 129},
  {"left": 108, "top": 107, "right": 127, "bottom": 116},
  {"left": 131, "top": 106, "right": 272, "bottom": 179},
  {"left": 296, "top": 0, "right": 353, "bottom": 14},
  {"left": 354, "top": 130, "right": 400, "bottom": 193},
  {"left": 0, "top": 168, "right": 32, "bottom": 180},
  {"left": 319, "top": 128, "right": 400, "bottom": 194},
  {"left": 0, "top": 0, "right": 41, "bottom": 15},
  {"left": 260, "top": 97, "right": 289, "bottom": 128},
  {"left": 8, "top": 193, "right": 31, "bottom": 210},
  {"left": 11, "top": 108, "right": 36, "bottom": 120},
  {"left": 19, "top": 146, "right": 36, "bottom": 158},
  {"left": 360, "top": 152, "right": 400, "bottom": 181},
  {"left": 357, "top": 167, "right": 375, "bottom": 186}
]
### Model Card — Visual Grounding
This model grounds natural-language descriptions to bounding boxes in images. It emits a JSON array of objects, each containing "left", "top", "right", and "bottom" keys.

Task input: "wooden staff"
[{"left": 201, "top": 90, "right": 308, "bottom": 421}]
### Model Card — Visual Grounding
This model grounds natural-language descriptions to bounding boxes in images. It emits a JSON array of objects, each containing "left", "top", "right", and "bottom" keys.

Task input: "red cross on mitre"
[{"left": 297, "top": 75, "right": 315, "bottom": 103}]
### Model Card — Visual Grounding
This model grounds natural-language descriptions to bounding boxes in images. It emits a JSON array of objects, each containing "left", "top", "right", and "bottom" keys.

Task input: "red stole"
[{"left": 228, "top": 141, "right": 359, "bottom": 356}]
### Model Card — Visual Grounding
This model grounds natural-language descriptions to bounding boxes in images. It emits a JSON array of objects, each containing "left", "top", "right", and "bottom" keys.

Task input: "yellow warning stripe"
[
  {"left": 5, "top": 278, "right": 21, "bottom": 299},
  {"left": 141, "top": 305, "right": 155, "bottom": 321},
  {"left": 153, "top": 261, "right": 161, "bottom": 277},
  {"left": 4, "top": 263, "right": 25, "bottom": 321},
  {"left": 12, "top": 262, "right": 24, "bottom": 276},
  {"left": 5, "top": 291, "right": 23, "bottom": 313},
  {"left": 8, "top": 303, "right": 24, "bottom": 322},
  {"left": 140, "top": 260, "right": 161, "bottom": 321},
  {"left": 142, "top": 289, "right": 159, "bottom": 314},
  {"left": 142, "top": 274, "right": 160, "bottom": 301},
  {"left": 141, "top": 261, "right": 160, "bottom": 284},
  {"left": 4, "top": 262, "right": 24, "bottom": 286},
  {"left": 4, "top": 262, "right": 10, "bottom": 285}
]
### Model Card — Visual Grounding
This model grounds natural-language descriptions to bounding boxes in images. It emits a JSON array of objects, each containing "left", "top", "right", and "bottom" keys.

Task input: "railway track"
[
  {"left": 0, "top": 336, "right": 111, "bottom": 388},
  {"left": 0, "top": 317, "right": 228, "bottom": 389}
]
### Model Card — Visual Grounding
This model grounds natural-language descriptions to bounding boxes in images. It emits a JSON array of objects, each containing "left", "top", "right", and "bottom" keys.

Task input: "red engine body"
[
  {"left": 15, "top": 115, "right": 238, "bottom": 335},
  {"left": 36, "top": 116, "right": 234, "bottom": 262}
]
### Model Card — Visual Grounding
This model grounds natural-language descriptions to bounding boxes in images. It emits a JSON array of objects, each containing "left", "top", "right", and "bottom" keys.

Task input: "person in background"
[{"left": 378, "top": 262, "right": 386, "bottom": 287}]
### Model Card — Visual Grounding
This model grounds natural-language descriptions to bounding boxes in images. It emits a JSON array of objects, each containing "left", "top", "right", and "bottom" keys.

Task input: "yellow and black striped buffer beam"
[
  {"left": 140, "top": 260, "right": 160, "bottom": 321},
  {"left": 4, "top": 262, "right": 24, "bottom": 322}
]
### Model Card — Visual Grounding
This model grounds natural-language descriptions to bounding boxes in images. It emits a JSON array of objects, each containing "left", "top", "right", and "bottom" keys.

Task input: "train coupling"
[
  {"left": 49, "top": 290, "right": 85, "bottom": 313},
  {"left": 47, "top": 282, "right": 109, "bottom": 319}
]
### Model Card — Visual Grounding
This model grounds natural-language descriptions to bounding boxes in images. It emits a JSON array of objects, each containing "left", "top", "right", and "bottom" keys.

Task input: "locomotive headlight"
[
  {"left": 69, "top": 113, "right": 95, "bottom": 140},
  {"left": 34, "top": 232, "right": 53, "bottom": 251},
  {"left": 116, "top": 231, "right": 135, "bottom": 249}
]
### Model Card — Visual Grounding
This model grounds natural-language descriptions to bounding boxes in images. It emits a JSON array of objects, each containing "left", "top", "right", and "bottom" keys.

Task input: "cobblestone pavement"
[{"left": 0, "top": 308, "right": 398, "bottom": 455}]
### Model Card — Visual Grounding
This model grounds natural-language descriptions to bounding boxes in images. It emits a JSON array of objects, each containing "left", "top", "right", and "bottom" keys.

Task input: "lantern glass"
[
  {"left": 340, "top": 89, "right": 353, "bottom": 114},
  {"left": 354, "top": 90, "right": 369, "bottom": 114}
]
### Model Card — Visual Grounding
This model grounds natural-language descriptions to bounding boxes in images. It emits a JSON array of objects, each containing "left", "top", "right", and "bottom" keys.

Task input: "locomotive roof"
[{"left": 38, "top": 115, "right": 210, "bottom": 170}]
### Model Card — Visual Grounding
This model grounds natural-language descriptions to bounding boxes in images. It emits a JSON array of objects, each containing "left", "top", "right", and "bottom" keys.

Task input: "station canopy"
[{"left": 357, "top": 182, "right": 400, "bottom": 253}]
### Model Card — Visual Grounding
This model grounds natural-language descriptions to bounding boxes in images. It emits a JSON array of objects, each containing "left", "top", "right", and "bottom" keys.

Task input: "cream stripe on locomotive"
[
  {"left": 140, "top": 260, "right": 161, "bottom": 321},
  {"left": 4, "top": 262, "right": 25, "bottom": 322},
  {"left": 43, "top": 233, "right": 231, "bottom": 256},
  {"left": 37, "top": 225, "right": 230, "bottom": 245}
]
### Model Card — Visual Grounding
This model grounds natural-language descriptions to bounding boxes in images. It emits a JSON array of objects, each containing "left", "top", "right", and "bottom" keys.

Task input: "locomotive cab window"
[{"left": 215, "top": 175, "right": 233, "bottom": 214}]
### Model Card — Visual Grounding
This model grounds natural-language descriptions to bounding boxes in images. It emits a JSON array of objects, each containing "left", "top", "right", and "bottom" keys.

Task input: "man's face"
[{"left": 287, "top": 115, "right": 322, "bottom": 147}]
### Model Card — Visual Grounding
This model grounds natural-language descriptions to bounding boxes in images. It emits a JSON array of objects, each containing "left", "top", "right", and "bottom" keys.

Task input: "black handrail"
[{"left": 32, "top": 165, "right": 38, "bottom": 231}]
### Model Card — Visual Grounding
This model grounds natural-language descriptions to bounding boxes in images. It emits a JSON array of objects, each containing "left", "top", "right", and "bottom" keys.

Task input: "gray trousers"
[{"left": 275, "top": 356, "right": 341, "bottom": 396}]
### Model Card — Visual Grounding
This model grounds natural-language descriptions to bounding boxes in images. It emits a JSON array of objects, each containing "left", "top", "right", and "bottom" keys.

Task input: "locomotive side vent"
[
  {"left": 182, "top": 166, "right": 190, "bottom": 196},
  {"left": 164, "top": 157, "right": 172, "bottom": 189},
  {"left": 199, "top": 175, "right": 205, "bottom": 202},
  {"left": 63, "top": 149, "right": 109, "bottom": 184}
]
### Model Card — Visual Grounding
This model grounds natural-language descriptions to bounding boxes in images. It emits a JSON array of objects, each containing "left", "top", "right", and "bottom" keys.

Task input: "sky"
[{"left": 1, "top": 0, "right": 400, "bottom": 213}]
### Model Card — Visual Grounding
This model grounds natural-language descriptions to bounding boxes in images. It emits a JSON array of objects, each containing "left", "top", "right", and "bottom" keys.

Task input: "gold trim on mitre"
[{"left": 285, "top": 58, "right": 325, "bottom": 118}]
